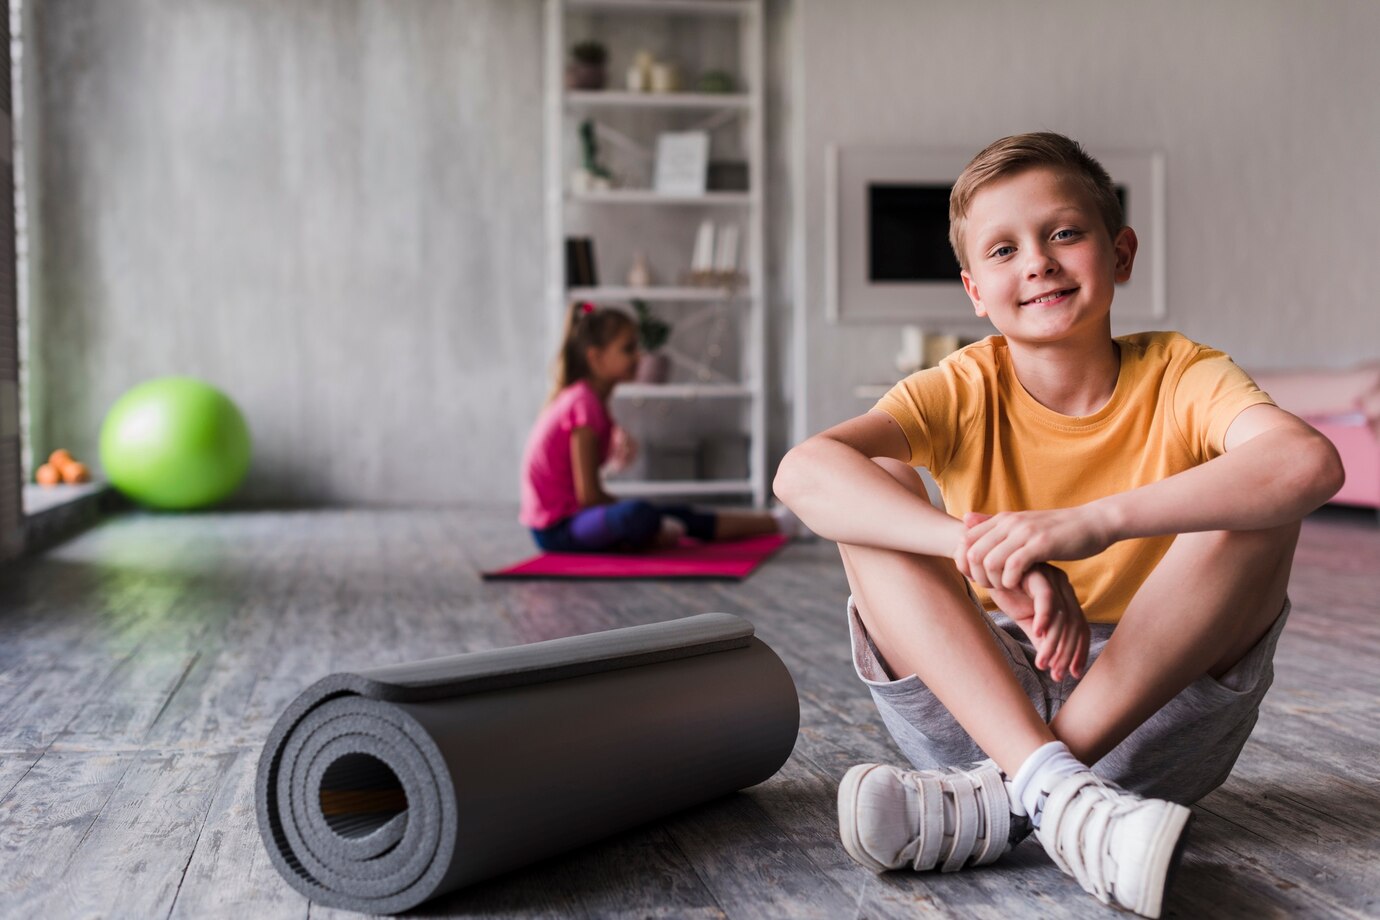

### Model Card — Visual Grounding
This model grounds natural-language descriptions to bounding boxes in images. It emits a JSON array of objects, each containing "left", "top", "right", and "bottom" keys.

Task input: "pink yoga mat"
[{"left": 482, "top": 534, "right": 788, "bottom": 581}]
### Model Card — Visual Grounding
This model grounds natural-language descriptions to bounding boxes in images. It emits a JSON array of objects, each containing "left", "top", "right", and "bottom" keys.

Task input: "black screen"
[
  {"left": 868, "top": 182, "right": 1130, "bottom": 282},
  {"left": 869, "top": 184, "right": 960, "bottom": 282}
]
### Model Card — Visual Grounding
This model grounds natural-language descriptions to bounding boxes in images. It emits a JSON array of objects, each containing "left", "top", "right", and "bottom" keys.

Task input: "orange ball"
[
  {"left": 48, "top": 448, "right": 73, "bottom": 467},
  {"left": 36, "top": 463, "right": 61, "bottom": 486},
  {"left": 60, "top": 461, "right": 90, "bottom": 484}
]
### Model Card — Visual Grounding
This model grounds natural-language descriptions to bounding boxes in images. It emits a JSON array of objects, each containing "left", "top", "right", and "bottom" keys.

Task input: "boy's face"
[{"left": 959, "top": 166, "right": 1137, "bottom": 346}]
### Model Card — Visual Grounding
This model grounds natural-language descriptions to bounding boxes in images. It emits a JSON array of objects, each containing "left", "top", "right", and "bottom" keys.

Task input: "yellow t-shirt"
[{"left": 874, "top": 331, "right": 1275, "bottom": 624}]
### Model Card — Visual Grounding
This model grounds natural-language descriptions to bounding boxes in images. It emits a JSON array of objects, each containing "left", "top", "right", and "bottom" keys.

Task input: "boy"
[{"left": 773, "top": 133, "right": 1343, "bottom": 918}]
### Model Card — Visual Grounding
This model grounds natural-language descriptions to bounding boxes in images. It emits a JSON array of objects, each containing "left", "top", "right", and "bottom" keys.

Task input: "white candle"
[
  {"left": 895, "top": 325, "right": 925, "bottom": 374},
  {"left": 691, "top": 220, "right": 715, "bottom": 273}
]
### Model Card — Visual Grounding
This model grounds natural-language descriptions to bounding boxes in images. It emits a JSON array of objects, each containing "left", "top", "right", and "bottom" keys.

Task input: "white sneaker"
[
  {"left": 1036, "top": 772, "right": 1192, "bottom": 919},
  {"left": 838, "top": 761, "right": 1027, "bottom": 873}
]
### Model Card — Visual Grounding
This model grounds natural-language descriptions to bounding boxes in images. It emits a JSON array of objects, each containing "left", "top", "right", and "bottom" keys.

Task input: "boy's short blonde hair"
[{"left": 948, "top": 132, "right": 1124, "bottom": 271}]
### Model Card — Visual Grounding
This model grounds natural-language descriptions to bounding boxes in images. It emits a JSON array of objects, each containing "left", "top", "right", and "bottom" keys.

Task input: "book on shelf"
[{"left": 565, "top": 237, "right": 599, "bottom": 289}]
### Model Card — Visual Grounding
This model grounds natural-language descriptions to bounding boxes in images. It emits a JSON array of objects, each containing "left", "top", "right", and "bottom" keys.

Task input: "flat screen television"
[{"left": 868, "top": 184, "right": 960, "bottom": 282}]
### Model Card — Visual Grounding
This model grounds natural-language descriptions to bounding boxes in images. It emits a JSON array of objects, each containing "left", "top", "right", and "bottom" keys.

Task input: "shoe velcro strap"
[
  {"left": 1079, "top": 796, "right": 1121, "bottom": 902},
  {"left": 1038, "top": 772, "right": 1104, "bottom": 875},
  {"left": 971, "top": 766, "right": 1011, "bottom": 866},
  {"left": 940, "top": 774, "right": 981, "bottom": 872},
  {"left": 913, "top": 774, "right": 946, "bottom": 871},
  {"left": 1039, "top": 772, "right": 1125, "bottom": 904},
  {"left": 901, "top": 762, "right": 1012, "bottom": 873}
]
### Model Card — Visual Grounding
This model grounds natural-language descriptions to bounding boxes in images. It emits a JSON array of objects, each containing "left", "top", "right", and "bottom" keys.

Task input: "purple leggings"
[{"left": 532, "top": 500, "right": 717, "bottom": 552}]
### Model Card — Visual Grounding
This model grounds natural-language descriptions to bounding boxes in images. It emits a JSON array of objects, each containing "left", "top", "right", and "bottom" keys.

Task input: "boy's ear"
[
  {"left": 961, "top": 270, "right": 988, "bottom": 317},
  {"left": 1113, "top": 226, "right": 1138, "bottom": 283}
]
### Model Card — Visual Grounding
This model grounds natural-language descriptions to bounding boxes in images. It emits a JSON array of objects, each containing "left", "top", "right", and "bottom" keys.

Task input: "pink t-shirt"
[{"left": 519, "top": 380, "right": 614, "bottom": 529}]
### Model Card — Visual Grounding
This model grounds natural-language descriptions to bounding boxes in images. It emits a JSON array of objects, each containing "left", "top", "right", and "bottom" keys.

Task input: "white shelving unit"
[
  {"left": 567, "top": 90, "right": 753, "bottom": 110},
  {"left": 544, "top": 0, "right": 767, "bottom": 506},
  {"left": 615, "top": 383, "right": 753, "bottom": 399},
  {"left": 565, "top": 0, "right": 752, "bottom": 16},
  {"left": 568, "top": 286, "right": 748, "bottom": 302},
  {"left": 567, "top": 189, "right": 754, "bottom": 206}
]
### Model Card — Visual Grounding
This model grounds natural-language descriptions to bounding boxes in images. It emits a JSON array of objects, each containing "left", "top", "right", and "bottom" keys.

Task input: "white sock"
[{"left": 1009, "top": 741, "right": 1087, "bottom": 828}]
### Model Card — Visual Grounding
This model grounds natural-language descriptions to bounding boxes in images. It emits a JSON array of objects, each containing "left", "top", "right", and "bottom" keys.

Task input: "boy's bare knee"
[{"left": 872, "top": 457, "right": 928, "bottom": 499}]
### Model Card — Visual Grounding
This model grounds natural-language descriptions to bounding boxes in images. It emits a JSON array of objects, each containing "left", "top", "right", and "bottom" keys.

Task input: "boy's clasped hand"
[{"left": 954, "top": 509, "right": 1116, "bottom": 681}]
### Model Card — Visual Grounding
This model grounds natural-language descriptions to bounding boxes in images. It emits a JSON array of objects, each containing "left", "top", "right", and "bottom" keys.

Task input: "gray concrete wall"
[
  {"left": 27, "top": 0, "right": 799, "bottom": 506},
  {"left": 29, "top": 0, "right": 549, "bottom": 505},
  {"left": 793, "top": 0, "right": 1380, "bottom": 439}
]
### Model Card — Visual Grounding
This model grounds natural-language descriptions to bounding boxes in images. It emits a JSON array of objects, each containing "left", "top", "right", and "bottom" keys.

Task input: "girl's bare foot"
[{"left": 655, "top": 517, "right": 686, "bottom": 548}]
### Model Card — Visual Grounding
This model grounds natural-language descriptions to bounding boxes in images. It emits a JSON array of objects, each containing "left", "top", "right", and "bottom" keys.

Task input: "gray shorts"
[{"left": 847, "top": 592, "right": 1290, "bottom": 804}]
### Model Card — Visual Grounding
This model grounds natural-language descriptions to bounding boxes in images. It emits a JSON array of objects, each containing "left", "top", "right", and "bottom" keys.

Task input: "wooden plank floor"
[{"left": 1, "top": 505, "right": 1377, "bottom": 918}]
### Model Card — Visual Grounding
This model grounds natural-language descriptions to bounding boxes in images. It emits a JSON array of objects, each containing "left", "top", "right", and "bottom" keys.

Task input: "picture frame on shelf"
[{"left": 653, "top": 131, "right": 710, "bottom": 196}]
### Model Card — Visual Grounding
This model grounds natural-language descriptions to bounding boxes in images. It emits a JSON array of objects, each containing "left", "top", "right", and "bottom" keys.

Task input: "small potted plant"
[
  {"left": 566, "top": 40, "right": 608, "bottom": 91},
  {"left": 632, "top": 299, "right": 672, "bottom": 383},
  {"left": 698, "top": 70, "right": 736, "bottom": 94},
  {"left": 571, "top": 119, "right": 614, "bottom": 193}
]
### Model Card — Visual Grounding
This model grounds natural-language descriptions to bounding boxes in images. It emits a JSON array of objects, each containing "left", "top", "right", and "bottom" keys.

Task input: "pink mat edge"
[{"left": 482, "top": 533, "right": 789, "bottom": 581}]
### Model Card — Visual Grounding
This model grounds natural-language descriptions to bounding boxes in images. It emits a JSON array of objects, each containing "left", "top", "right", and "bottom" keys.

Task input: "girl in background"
[{"left": 520, "top": 301, "right": 802, "bottom": 552}]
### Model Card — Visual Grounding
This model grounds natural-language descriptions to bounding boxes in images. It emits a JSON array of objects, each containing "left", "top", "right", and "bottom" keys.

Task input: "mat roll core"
[{"left": 256, "top": 613, "right": 799, "bottom": 914}]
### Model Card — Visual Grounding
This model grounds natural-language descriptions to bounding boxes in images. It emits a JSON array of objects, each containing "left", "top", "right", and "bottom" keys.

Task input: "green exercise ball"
[{"left": 99, "top": 377, "right": 252, "bottom": 510}]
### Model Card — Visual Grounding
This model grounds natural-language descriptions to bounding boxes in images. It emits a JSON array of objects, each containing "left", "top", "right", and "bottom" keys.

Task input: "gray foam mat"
[{"left": 256, "top": 613, "right": 800, "bottom": 913}]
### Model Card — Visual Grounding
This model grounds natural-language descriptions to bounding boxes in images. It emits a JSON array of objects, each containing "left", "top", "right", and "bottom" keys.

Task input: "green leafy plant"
[
  {"left": 698, "top": 70, "right": 735, "bottom": 93},
  {"left": 632, "top": 299, "right": 671, "bottom": 352},
  {"left": 571, "top": 40, "right": 608, "bottom": 65},
  {"left": 578, "top": 120, "right": 613, "bottom": 180}
]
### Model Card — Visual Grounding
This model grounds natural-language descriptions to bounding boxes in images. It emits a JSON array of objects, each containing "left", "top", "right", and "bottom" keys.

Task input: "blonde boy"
[{"left": 774, "top": 133, "right": 1342, "bottom": 917}]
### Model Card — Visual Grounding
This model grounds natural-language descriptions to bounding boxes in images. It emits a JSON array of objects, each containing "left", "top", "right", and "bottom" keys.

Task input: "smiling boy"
[{"left": 773, "top": 133, "right": 1343, "bottom": 917}]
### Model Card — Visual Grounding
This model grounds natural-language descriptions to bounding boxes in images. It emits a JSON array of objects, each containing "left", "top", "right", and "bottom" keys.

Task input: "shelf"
[
  {"left": 568, "top": 286, "right": 748, "bottom": 302},
  {"left": 569, "top": 189, "right": 753, "bottom": 206},
  {"left": 566, "top": 90, "right": 752, "bottom": 111},
  {"left": 614, "top": 383, "right": 752, "bottom": 399},
  {"left": 548, "top": 0, "right": 767, "bottom": 507},
  {"left": 566, "top": 0, "right": 756, "bottom": 16},
  {"left": 606, "top": 478, "right": 755, "bottom": 498}
]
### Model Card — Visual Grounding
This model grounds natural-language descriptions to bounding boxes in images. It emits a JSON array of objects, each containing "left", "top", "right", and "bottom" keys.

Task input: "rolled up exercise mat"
[{"left": 256, "top": 613, "right": 800, "bottom": 914}]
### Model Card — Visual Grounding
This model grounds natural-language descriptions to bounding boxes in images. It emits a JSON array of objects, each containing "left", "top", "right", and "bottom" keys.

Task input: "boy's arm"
[
  {"left": 570, "top": 427, "right": 615, "bottom": 507},
  {"left": 959, "top": 405, "right": 1346, "bottom": 590},
  {"left": 772, "top": 410, "right": 965, "bottom": 556}
]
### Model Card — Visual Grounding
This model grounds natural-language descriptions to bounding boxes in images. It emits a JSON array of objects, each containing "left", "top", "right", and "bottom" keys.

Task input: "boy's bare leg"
[
  {"left": 713, "top": 509, "right": 780, "bottom": 540},
  {"left": 839, "top": 459, "right": 1056, "bottom": 775},
  {"left": 1051, "top": 521, "right": 1300, "bottom": 765}
]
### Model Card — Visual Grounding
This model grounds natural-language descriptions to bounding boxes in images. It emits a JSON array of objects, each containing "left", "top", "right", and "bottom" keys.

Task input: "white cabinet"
[{"left": 544, "top": 0, "right": 767, "bottom": 507}]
